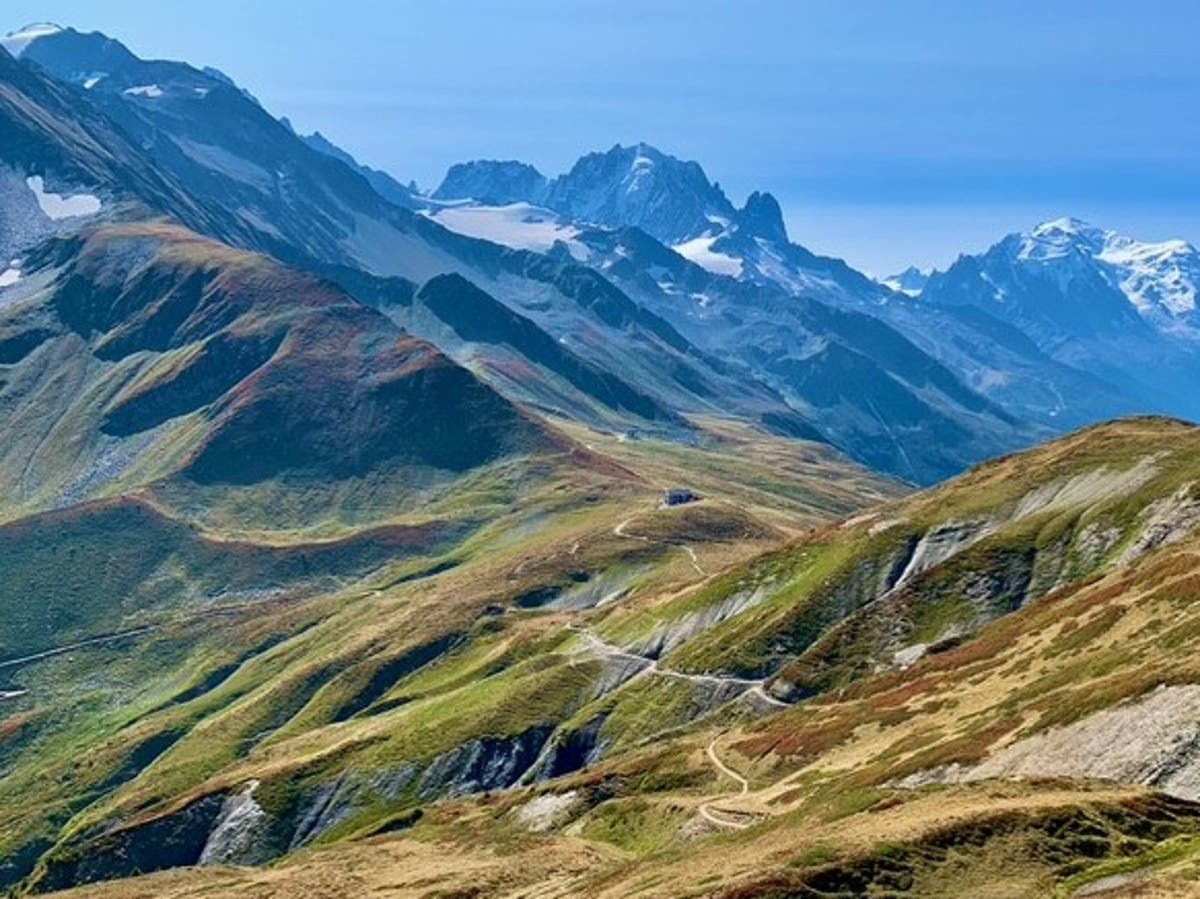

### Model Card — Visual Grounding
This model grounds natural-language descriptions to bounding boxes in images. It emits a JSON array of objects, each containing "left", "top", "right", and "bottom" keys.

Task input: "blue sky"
[{"left": 6, "top": 1, "right": 1199, "bottom": 273}]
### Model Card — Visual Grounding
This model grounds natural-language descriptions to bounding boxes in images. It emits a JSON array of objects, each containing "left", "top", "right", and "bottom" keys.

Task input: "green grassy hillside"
[{"left": 15, "top": 418, "right": 1200, "bottom": 899}]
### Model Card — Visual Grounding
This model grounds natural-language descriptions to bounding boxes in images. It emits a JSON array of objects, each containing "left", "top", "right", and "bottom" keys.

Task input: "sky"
[{"left": 5, "top": 0, "right": 1200, "bottom": 274}]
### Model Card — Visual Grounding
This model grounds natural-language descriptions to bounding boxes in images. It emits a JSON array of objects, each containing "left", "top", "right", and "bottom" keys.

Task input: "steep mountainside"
[
  {"left": 7, "top": 29, "right": 822, "bottom": 445},
  {"left": 571, "top": 226, "right": 1035, "bottom": 483},
  {"left": 0, "top": 221, "right": 564, "bottom": 523},
  {"left": 16, "top": 418, "right": 1200, "bottom": 899},
  {"left": 299, "top": 129, "right": 419, "bottom": 210}
]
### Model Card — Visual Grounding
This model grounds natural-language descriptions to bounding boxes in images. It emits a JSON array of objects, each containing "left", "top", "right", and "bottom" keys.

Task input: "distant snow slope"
[
  {"left": 961, "top": 217, "right": 1200, "bottom": 332},
  {"left": 0, "top": 23, "right": 63, "bottom": 58},
  {"left": 671, "top": 235, "right": 744, "bottom": 277},
  {"left": 422, "top": 202, "right": 588, "bottom": 260}
]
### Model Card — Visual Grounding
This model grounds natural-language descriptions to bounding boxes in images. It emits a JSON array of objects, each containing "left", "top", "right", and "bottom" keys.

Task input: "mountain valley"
[{"left": 2, "top": 18, "right": 1200, "bottom": 899}]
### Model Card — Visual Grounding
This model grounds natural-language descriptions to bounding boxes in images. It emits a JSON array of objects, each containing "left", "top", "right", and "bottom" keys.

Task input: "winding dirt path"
[
  {"left": 613, "top": 517, "right": 706, "bottom": 577},
  {"left": 698, "top": 732, "right": 764, "bottom": 830}
]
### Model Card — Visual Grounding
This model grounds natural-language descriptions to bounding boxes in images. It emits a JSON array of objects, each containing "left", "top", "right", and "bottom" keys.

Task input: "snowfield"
[
  {"left": 424, "top": 202, "right": 589, "bottom": 261},
  {"left": 0, "top": 23, "right": 62, "bottom": 58},
  {"left": 1017, "top": 217, "right": 1199, "bottom": 323},
  {"left": 671, "top": 235, "right": 744, "bottom": 277},
  {"left": 25, "top": 176, "right": 101, "bottom": 220},
  {"left": 123, "top": 84, "right": 165, "bottom": 99}
]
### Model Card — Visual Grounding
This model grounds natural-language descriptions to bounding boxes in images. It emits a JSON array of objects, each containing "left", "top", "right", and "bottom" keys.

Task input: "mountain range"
[
  {"left": 4, "top": 20, "right": 1200, "bottom": 899},
  {"left": 426, "top": 142, "right": 1200, "bottom": 449}
]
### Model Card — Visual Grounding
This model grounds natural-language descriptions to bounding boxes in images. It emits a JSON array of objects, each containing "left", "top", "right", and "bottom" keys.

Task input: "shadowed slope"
[{"left": 0, "top": 221, "right": 565, "bottom": 514}]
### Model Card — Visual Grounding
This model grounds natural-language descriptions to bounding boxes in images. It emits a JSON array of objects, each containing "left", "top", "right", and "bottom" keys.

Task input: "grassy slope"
[
  {"left": 22, "top": 417, "right": 1200, "bottom": 898},
  {"left": 0, "top": 393, "right": 895, "bottom": 894}
]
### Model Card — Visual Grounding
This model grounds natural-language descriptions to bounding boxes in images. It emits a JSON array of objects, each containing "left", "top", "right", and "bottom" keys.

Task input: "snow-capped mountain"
[
  {"left": 0, "top": 22, "right": 63, "bottom": 57},
  {"left": 432, "top": 143, "right": 892, "bottom": 308},
  {"left": 434, "top": 143, "right": 739, "bottom": 246},
  {"left": 924, "top": 217, "right": 1200, "bottom": 340},
  {"left": 882, "top": 266, "right": 930, "bottom": 296},
  {"left": 920, "top": 218, "right": 1200, "bottom": 421},
  {"left": 3, "top": 23, "right": 253, "bottom": 104}
]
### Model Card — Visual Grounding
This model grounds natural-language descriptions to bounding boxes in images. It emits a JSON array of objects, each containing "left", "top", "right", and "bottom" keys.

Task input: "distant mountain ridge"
[
  {"left": 436, "top": 143, "right": 741, "bottom": 246},
  {"left": 920, "top": 217, "right": 1200, "bottom": 421},
  {"left": 926, "top": 217, "right": 1200, "bottom": 337},
  {"left": 10, "top": 20, "right": 1199, "bottom": 484},
  {"left": 431, "top": 141, "right": 1200, "bottom": 451}
]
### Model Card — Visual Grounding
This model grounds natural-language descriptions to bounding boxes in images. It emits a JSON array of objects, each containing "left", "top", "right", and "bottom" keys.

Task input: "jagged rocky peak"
[
  {"left": 432, "top": 160, "right": 549, "bottom": 205},
  {"left": 431, "top": 142, "right": 739, "bottom": 245},
  {"left": 882, "top": 266, "right": 931, "bottom": 296},
  {"left": 543, "top": 142, "right": 736, "bottom": 244},
  {"left": 733, "top": 190, "right": 788, "bottom": 243}
]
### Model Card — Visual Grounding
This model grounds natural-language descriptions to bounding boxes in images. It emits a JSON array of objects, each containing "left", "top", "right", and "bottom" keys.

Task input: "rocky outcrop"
[
  {"left": 629, "top": 586, "right": 771, "bottom": 659},
  {"left": 288, "top": 763, "right": 418, "bottom": 850},
  {"left": 198, "top": 781, "right": 269, "bottom": 865},
  {"left": 417, "top": 725, "right": 554, "bottom": 799},
  {"left": 513, "top": 790, "right": 580, "bottom": 832},
  {"left": 1117, "top": 483, "right": 1200, "bottom": 567},
  {"left": 524, "top": 714, "right": 610, "bottom": 783},
  {"left": 897, "top": 685, "right": 1200, "bottom": 800}
]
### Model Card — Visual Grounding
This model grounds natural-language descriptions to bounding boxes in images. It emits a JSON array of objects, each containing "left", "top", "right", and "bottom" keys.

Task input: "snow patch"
[
  {"left": 25, "top": 176, "right": 100, "bottom": 220},
  {"left": 671, "top": 236, "right": 744, "bottom": 277},
  {"left": 425, "top": 202, "right": 588, "bottom": 260},
  {"left": 1, "top": 23, "right": 62, "bottom": 58},
  {"left": 123, "top": 84, "right": 164, "bottom": 99}
]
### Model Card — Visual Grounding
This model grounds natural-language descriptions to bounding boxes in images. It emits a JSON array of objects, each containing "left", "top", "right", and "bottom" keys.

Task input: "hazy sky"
[{"left": 6, "top": 1, "right": 1199, "bottom": 274}]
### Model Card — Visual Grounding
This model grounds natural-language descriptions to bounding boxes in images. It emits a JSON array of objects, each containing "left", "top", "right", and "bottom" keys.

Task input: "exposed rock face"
[
  {"left": 526, "top": 714, "right": 610, "bottom": 783},
  {"left": 417, "top": 725, "right": 554, "bottom": 799},
  {"left": 899, "top": 685, "right": 1200, "bottom": 800},
  {"left": 513, "top": 790, "right": 580, "bottom": 832},
  {"left": 289, "top": 764, "right": 418, "bottom": 850},
  {"left": 629, "top": 586, "right": 771, "bottom": 659},
  {"left": 433, "top": 160, "right": 548, "bottom": 205},
  {"left": 1117, "top": 483, "right": 1200, "bottom": 567},
  {"left": 199, "top": 781, "right": 268, "bottom": 865}
]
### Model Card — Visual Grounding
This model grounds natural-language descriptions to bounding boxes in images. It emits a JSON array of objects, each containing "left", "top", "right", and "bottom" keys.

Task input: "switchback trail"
[
  {"left": 613, "top": 517, "right": 706, "bottom": 577},
  {"left": 698, "top": 732, "right": 764, "bottom": 830},
  {"left": 571, "top": 627, "right": 790, "bottom": 706}
]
